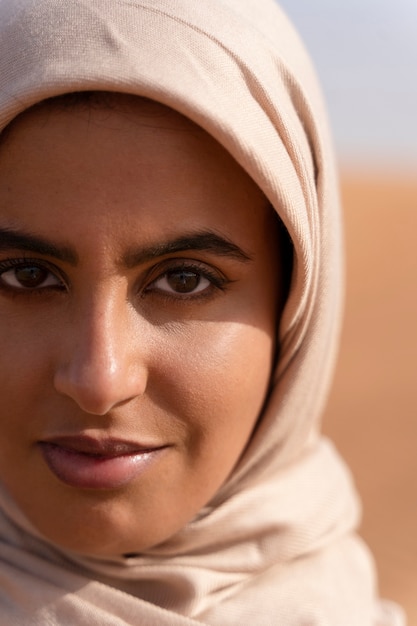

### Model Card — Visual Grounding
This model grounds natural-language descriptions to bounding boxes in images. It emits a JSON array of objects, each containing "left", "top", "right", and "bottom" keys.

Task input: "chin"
[{"left": 28, "top": 499, "right": 181, "bottom": 557}]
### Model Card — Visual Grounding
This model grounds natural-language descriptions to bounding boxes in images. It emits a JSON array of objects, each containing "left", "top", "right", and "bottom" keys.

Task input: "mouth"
[{"left": 39, "top": 435, "right": 167, "bottom": 490}]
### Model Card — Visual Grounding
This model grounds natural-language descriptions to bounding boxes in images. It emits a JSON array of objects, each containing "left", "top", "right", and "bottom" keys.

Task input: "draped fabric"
[{"left": 0, "top": 0, "right": 405, "bottom": 623}]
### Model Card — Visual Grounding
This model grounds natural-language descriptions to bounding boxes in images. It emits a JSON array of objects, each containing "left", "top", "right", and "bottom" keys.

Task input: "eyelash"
[
  {"left": 146, "top": 261, "right": 229, "bottom": 301},
  {"left": 0, "top": 257, "right": 229, "bottom": 301},
  {"left": 0, "top": 258, "right": 66, "bottom": 295}
]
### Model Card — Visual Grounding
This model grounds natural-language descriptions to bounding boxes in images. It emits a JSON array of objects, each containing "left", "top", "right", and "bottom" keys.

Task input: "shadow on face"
[{"left": 0, "top": 92, "right": 291, "bottom": 556}]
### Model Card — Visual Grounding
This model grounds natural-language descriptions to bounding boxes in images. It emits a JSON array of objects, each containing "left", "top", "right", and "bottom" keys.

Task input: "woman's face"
[{"left": 0, "top": 96, "right": 282, "bottom": 556}]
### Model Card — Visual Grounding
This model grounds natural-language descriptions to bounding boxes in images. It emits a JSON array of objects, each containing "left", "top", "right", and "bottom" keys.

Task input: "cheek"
[
  {"left": 150, "top": 320, "right": 275, "bottom": 465},
  {"left": 0, "top": 313, "right": 54, "bottom": 401},
  {"left": 0, "top": 307, "right": 65, "bottom": 460}
]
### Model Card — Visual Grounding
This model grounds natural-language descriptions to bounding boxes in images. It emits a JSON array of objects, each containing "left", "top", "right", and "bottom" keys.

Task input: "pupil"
[
  {"left": 16, "top": 266, "right": 47, "bottom": 288},
  {"left": 167, "top": 270, "right": 200, "bottom": 293}
]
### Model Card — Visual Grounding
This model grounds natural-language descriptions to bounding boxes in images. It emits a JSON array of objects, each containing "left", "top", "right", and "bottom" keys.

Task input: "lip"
[{"left": 39, "top": 435, "right": 167, "bottom": 490}]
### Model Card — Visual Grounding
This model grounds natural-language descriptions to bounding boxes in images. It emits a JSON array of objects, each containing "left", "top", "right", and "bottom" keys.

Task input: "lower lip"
[{"left": 39, "top": 443, "right": 164, "bottom": 490}]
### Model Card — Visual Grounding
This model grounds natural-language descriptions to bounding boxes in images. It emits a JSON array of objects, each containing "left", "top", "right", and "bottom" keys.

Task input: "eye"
[
  {"left": 151, "top": 267, "right": 212, "bottom": 295},
  {"left": 0, "top": 260, "right": 64, "bottom": 291},
  {"left": 146, "top": 260, "right": 229, "bottom": 300}
]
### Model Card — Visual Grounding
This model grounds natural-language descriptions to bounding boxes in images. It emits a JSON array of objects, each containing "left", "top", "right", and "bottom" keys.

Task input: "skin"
[{"left": 0, "top": 95, "right": 283, "bottom": 557}]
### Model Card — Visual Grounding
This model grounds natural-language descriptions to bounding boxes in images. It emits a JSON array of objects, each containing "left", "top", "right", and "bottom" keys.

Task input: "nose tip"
[
  {"left": 54, "top": 349, "right": 146, "bottom": 414},
  {"left": 54, "top": 355, "right": 144, "bottom": 415},
  {"left": 53, "top": 313, "right": 147, "bottom": 415}
]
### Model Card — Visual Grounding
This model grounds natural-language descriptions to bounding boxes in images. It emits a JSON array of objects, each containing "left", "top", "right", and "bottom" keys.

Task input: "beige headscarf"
[{"left": 0, "top": 0, "right": 405, "bottom": 624}]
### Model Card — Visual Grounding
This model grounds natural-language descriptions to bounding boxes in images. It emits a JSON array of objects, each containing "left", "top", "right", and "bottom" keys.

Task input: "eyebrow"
[
  {"left": 122, "top": 231, "right": 252, "bottom": 267},
  {"left": 0, "top": 228, "right": 78, "bottom": 264},
  {"left": 0, "top": 227, "right": 251, "bottom": 267}
]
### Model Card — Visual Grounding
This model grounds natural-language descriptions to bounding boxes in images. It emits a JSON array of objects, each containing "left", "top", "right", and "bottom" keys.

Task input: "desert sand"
[{"left": 322, "top": 173, "right": 417, "bottom": 623}]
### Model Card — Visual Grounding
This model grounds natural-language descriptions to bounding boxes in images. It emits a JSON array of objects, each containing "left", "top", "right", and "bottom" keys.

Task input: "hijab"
[{"left": 0, "top": 0, "right": 405, "bottom": 624}]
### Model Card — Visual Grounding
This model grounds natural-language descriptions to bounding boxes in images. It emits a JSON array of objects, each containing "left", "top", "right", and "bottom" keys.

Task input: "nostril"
[
  {"left": 53, "top": 354, "right": 146, "bottom": 415},
  {"left": 52, "top": 302, "right": 148, "bottom": 414}
]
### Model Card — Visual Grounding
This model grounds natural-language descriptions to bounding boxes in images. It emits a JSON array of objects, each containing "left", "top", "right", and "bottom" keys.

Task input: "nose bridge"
[
  {"left": 85, "top": 291, "right": 123, "bottom": 373},
  {"left": 54, "top": 288, "right": 145, "bottom": 414}
]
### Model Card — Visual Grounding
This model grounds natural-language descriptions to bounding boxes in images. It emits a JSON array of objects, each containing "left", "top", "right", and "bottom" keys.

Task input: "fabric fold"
[{"left": 0, "top": 0, "right": 404, "bottom": 623}]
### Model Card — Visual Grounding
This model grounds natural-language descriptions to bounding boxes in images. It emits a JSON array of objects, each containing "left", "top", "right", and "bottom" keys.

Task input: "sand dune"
[{"left": 322, "top": 173, "right": 417, "bottom": 623}]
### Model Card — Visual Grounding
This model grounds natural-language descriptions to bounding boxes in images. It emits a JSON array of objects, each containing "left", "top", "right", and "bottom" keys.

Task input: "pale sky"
[{"left": 278, "top": 0, "right": 417, "bottom": 170}]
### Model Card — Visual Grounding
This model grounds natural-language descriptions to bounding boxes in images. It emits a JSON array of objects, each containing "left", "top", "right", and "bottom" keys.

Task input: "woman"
[{"left": 0, "top": 0, "right": 404, "bottom": 623}]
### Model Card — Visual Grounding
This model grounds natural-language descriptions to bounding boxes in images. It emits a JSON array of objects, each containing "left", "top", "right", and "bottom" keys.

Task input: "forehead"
[
  {"left": 0, "top": 92, "right": 203, "bottom": 150},
  {"left": 0, "top": 92, "right": 276, "bottom": 261},
  {"left": 0, "top": 93, "right": 267, "bottom": 204}
]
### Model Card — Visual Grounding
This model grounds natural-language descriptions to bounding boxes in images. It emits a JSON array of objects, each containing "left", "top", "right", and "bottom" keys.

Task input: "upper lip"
[{"left": 40, "top": 435, "right": 163, "bottom": 457}]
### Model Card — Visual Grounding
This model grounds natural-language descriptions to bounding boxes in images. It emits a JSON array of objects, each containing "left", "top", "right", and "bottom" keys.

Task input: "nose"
[{"left": 54, "top": 296, "right": 147, "bottom": 415}]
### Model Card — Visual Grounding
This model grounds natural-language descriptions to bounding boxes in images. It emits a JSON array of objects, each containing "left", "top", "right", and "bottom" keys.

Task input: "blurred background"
[{"left": 278, "top": 1, "right": 417, "bottom": 622}]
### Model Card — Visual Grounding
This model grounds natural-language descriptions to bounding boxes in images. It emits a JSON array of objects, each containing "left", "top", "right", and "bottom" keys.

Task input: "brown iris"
[
  {"left": 15, "top": 265, "right": 49, "bottom": 288},
  {"left": 166, "top": 269, "right": 200, "bottom": 293}
]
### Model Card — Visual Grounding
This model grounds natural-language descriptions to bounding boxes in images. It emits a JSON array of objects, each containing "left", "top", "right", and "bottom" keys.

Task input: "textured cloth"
[{"left": 0, "top": 0, "right": 405, "bottom": 624}]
